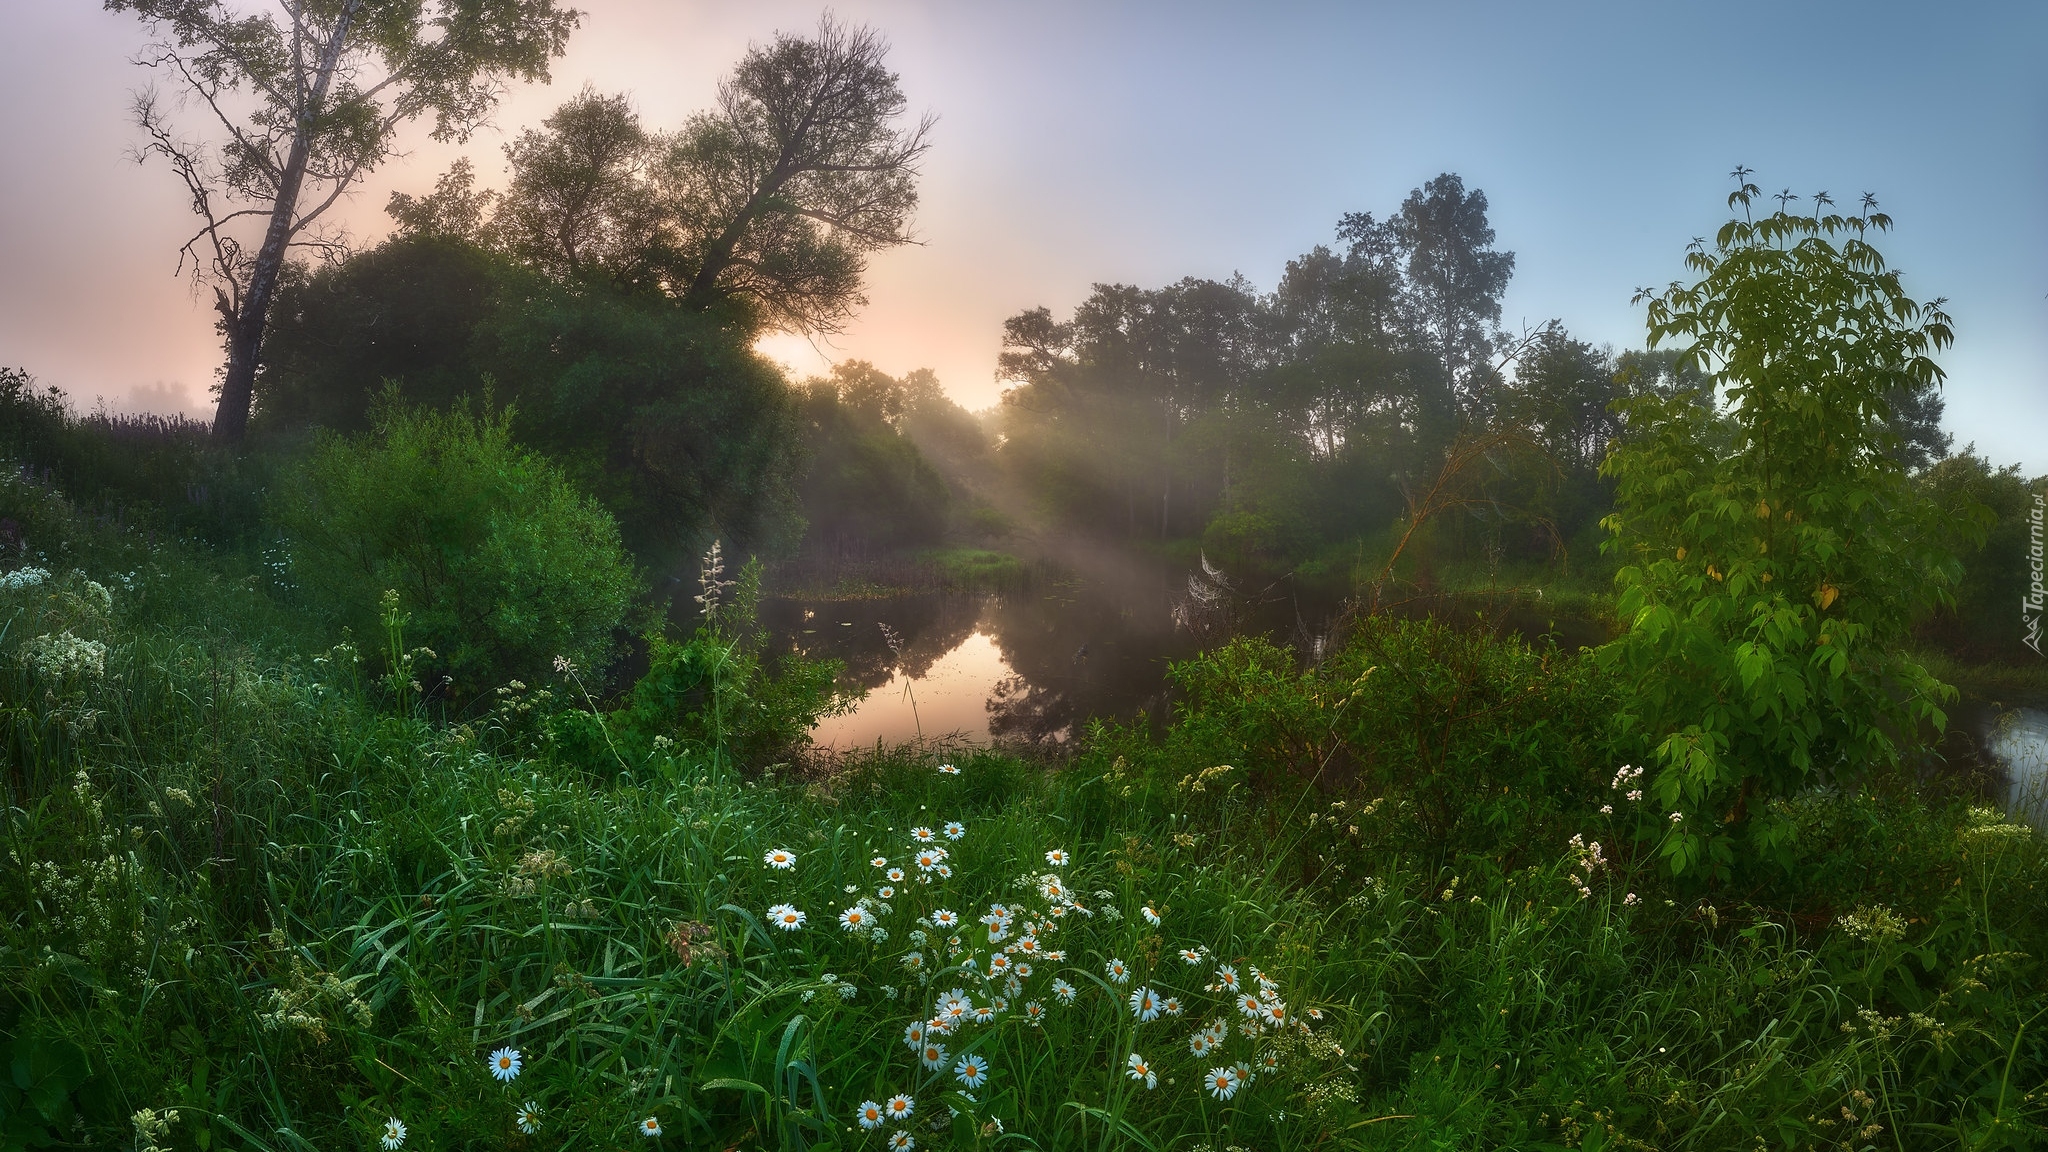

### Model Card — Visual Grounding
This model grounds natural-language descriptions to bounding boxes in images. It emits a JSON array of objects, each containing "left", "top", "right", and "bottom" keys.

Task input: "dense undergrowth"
[{"left": 4, "top": 464, "right": 2046, "bottom": 1152}]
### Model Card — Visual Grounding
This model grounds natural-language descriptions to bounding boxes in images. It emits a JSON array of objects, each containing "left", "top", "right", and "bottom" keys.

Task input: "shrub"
[
  {"left": 608, "top": 546, "right": 843, "bottom": 769},
  {"left": 274, "top": 396, "right": 639, "bottom": 696},
  {"left": 1600, "top": 181, "right": 1990, "bottom": 877}
]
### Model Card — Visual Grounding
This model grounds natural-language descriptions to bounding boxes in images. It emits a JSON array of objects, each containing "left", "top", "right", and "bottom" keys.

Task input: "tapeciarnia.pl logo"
[{"left": 2025, "top": 492, "right": 2044, "bottom": 657}]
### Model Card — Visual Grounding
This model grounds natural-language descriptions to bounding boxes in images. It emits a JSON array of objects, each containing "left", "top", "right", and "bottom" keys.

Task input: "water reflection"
[{"left": 1987, "top": 707, "right": 2048, "bottom": 827}]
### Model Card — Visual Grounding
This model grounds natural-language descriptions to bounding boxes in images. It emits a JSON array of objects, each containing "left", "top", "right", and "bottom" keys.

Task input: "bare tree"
[
  {"left": 109, "top": 0, "right": 578, "bottom": 442},
  {"left": 656, "top": 15, "right": 934, "bottom": 334}
]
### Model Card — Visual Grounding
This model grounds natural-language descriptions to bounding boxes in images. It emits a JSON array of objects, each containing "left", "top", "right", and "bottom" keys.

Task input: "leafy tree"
[
  {"left": 659, "top": 16, "right": 933, "bottom": 332},
  {"left": 108, "top": 0, "right": 577, "bottom": 443},
  {"left": 489, "top": 88, "right": 663, "bottom": 282},
  {"left": 1390, "top": 174, "right": 1516, "bottom": 428},
  {"left": 793, "top": 362, "right": 951, "bottom": 552},
  {"left": 1598, "top": 178, "right": 1989, "bottom": 878}
]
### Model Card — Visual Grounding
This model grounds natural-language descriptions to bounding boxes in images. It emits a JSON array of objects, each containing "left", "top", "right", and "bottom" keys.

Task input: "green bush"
[
  {"left": 1600, "top": 184, "right": 1989, "bottom": 877},
  {"left": 608, "top": 548, "right": 843, "bottom": 769},
  {"left": 274, "top": 397, "right": 639, "bottom": 696}
]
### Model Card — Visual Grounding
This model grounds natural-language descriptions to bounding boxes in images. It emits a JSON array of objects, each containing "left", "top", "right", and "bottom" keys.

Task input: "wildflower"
[
  {"left": 887, "top": 867, "right": 906, "bottom": 882},
  {"left": 857, "top": 1100, "right": 886, "bottom": 1129},
  {"left": 885, "top": 1095, "right": 915, "bottom": 1122},
  {"left": 1214, "top": 964, "right": 1239, "bottom": 990},
  {"left": 1052, "top": 978, "right": 1077, "bottom": 1004},
  {"left": 840, "top": 906, "right": 872, "bottom": 932},
  {"left": 1180, "top": 948, "right": 1204, "bottom": 964},
  {"left": 553, "top": 655, "right": 575, "bottom": 675},
  {"left": 1259, "top": 1000, "right": 1287, "bottom": 1027},
  {"left": 1624, "top": 892, "right": 1640, "bottom": 906},
  {"left": 971, "top": 1002, "right": 997, "bottom": 1025},
  {"left": 1023, "top": 1000, "right": 1045, "bottom": 1025},
  {"left": 943, "top": 821, "right": 965, "bottom": 840},
  {"left": 1039, "top": 878, "right": 1067, "bottom": 901},
  {"left": 931, "top": 909, "right": 959, "bottom": 929},
  {"left": 1260, "top": 1050, "right": 1280, "bottom": 1074},
  {"left": 915, "top": 849, "right": 946, "bottom": 872},
  {"left": 1669, "top": 811, "right": 1683, "bottom": 823},
  {"left": 763, "top": 847, "right": 797, "bottom": 870},
  {"left": 935, "top": 863, "right": 952, "bottom": 878},
  {"left": 1044, "top": 950, "right": 1066, "bottom": 962},
  {"left": 1188, "top": 1029, "right": 1214, "bottom": 1057},
  {"left": 1045, "top": 849, "right": 1070, "bottom": 866},
  {"left": 639, "top": 1116, "right": 662, "bottom": 1138},
  {"left": 904, "top": 1020, "right": 927, "bottom": 1050},
  {"left": 987, "top": 954, "right": 1010, "bottom": 977},
  {"left": 938, "top": 763, "right": 961, "bottom": 775},
  {"left": 1011, "top": 961, "right": 1032, "bottom": 979},
  {"left": 1162, "top": 995, "right": 1184, "bottom": 1016},
  {"left": 1307, "top": 1007, "right": 1323, "bottom": 1021},
  {"left": 938, "top": 989, "right": 971, "bottom": 1023},
  {"left": 488, "top": 1046, "right": 522, "bottom": 1081},
  {"left": 878, "top": 885, "right": 896, "bottom": 900},
  {"left": 1600, "top": 804, "right": 1614, "bottom": 815},
  {"left": 953, "top": 1054, "right": 990, "bottom": 1089},
  {"left": 911, "top": 826, "right": 937, "bottom": 843},
  {"left": 1126, "top": 1052, "right": 1157, "bottom": 1089},
  {"left": 888, "top": 1132, "right": 915, "bottom": 1151},
  {"left": 517, "top": 1102, "right": 542, "bottom": 1135},
  {"left": 1104, "top": 958, "right": 1130, "bottom": 984},
  {"left": 768, "top": 904, "right": 806, "bottom": 931},
  {"left": 920, "top": 1041, "right": 948, "bottom": 1070},
  {"left": 1141, "top": 906, "right": 1161, "bottom": 927},
  {"left": 1010, "top": 936, "right": 1040, "bottom": 956},
  {"left": 1129, "top": 986, "right": 1161, "bottom": 1022},
  {"left": 380, "top": 1118, "right": 407, "bottom": 1150},
  {"left": 1238, "top": 993, "right": 1264, "bottom": 1019},
  {"left": 1626, "top": 789, "right": 1642, "bottom": 802},
  {"left": 1204, "top": 1067, "right": 1241, "bottom": 1100}
]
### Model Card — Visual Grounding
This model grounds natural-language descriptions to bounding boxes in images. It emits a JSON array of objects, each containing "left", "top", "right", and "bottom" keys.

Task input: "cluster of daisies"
[
  {"left": 753, "top": 813, "right": 1331, "bottom": 1140},
  {"left": 376, "top": 1046, "right": 630, "bottom": 1147}
]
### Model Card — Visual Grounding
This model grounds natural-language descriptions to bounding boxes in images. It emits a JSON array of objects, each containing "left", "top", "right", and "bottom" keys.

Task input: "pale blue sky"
[{"left": 3, "top": 1, "right": 2042, "bottom": 468}]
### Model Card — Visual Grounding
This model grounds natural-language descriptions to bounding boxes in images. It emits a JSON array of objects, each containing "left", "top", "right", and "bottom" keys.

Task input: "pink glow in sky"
[{"left": 3, "top": 2, "right": 2043, "bottom": 469}]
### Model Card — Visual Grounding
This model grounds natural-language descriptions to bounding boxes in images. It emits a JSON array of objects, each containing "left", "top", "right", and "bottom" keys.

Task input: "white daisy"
[
  {"left": 840, "top": 906, "right": 871, "bottom": 931},
  {"left": 1129, "top": 986, "right": 1161, "bottom": 1022},
  {"left": 1104, "top": 958, "right": 1130, "bottom": 984},
  {"left": 887, "top": 867, "right": 905, "bottom": 882},
  {"left": 1162, "top": 995, "right": 1184, "bottom": 1016},
  {"left": 1179, "top": 948, "right": 1204, "bottom": 964},
  {"left": 1022, "top": 999, "right": 1045, "bottom": 1025},
  {"left": 878, "top": 885, "right": 896, "bottom": 899},
  {"left": 1204, "top": 1067, "right": 1241, "bottom": 1100},
  {"left": 1189, "top": 1029, "right": 1213, "bottom": 1057},
  {"left": 1237, "top": 993, "right": 1265, "bottom": 1019},
  {"left": 1125, "top": 1051, "right": 1157, "bottom": 1089},
  {"left": 953, "top": 1054, "right": 989, "bottom": 1089},
  {"left": 1051, "top": 978, "right": 1076, "bottom": 1003},
  {"left": 767, "top": 903, "right": 805, "bottom": 931},
  {"left": 943, "top": 821, "right": 965, "bottom": 840},
  {"left": 914, "top": 849, "right": 946, "bottom": 872},
  {"left": 857, "top": 1100, "right": 885, "bottom": 1129},
  {"left": 1045, "top": 849, "right": 1069, "bottom": 866},
  {"left": 872, "top": 855, "right": 889, "bottom": 868},
  {"left": 904, "top": 1019, "right": 927, "bottom": 1051},
  {"left": 1141, "top": 906, "right": 1161, "bottom": 927},
  {"left": 763, "top": 847, "right": 797, "bottom": 870},
  {"left": 638, "top": 1116, "right": 662, "bottom": 1138},
  {"left": 888, "top": 1131, "right": 915, "bottom": 1151},
  {"left": 1259, "top": 1000, "right": 1288, "bottom": 1027},
  {"left": 488, "top": 1046, "right": 522, "bottom": 1081},
  {"left": 886, "top": 1094, "right": 915, "bottom": 1122},
  {"left": 380, "top": 1118, "right": 407, "bottom": 1150},
  {"left": 910, "top": 826, "right": 937, "bottom": 843},
  {"left": 937, "top": 763, "right": 961, "bottom": 775},
  {"left": 1214, "top": 964, "right": 1240, "bottom": 990},
  {"left": 920, "top": 1041, "right": 948, "bottom": 1070},
  {"left": 517, "top": 1102, "right": 542, "bottom": 1135},
  {"left": 931, "top": 908, "right": 959, "bottom": 929}
]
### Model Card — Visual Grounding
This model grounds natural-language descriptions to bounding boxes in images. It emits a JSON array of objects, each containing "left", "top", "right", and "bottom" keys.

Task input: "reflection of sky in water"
[
  {"left": 811, "top": 630, "right": 1012, "bottom": 748},
  {"left": 1989, "top": 707, "right": 2048, "bottom": 828}
]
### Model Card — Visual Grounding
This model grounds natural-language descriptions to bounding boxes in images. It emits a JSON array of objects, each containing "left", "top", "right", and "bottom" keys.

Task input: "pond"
[{"left": 768, "top": 555, "right": 2048, "bottom": 828}]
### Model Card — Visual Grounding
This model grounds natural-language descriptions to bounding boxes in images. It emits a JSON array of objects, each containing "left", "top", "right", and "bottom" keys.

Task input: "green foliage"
[
  {"left": 1599, "top": 181, "right": 1993, "bottom": 877},
  {"left": 795, "top": 366, "right": 953, "bottom": 552},
  {"left": 610, "top": 549, "right": 844, "bottom": 768},
  {"left": 256, "top": 237, "right": 809, "bottom": 572},
  {"left": 1917, "top": 450, "right": 2048, "bottom": 662},
  {"left": 273, "top": 396, "right": 638, "bottom": 696}
]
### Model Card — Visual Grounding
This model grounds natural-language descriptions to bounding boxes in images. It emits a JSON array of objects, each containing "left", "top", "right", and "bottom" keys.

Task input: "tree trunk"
[{"left": 211, "top": 0, "right": 364, "bottom": 443}]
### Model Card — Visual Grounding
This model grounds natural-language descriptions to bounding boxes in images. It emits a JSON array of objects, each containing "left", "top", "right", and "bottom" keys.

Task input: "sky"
[{"left": 2, "top": 1, "right": 2043, "bottom": 470}]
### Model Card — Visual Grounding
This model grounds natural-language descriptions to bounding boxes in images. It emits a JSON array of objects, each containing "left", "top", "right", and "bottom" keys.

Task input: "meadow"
[{"left": 4, "top": 457, "right": 2045, "bottom": 1152}]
